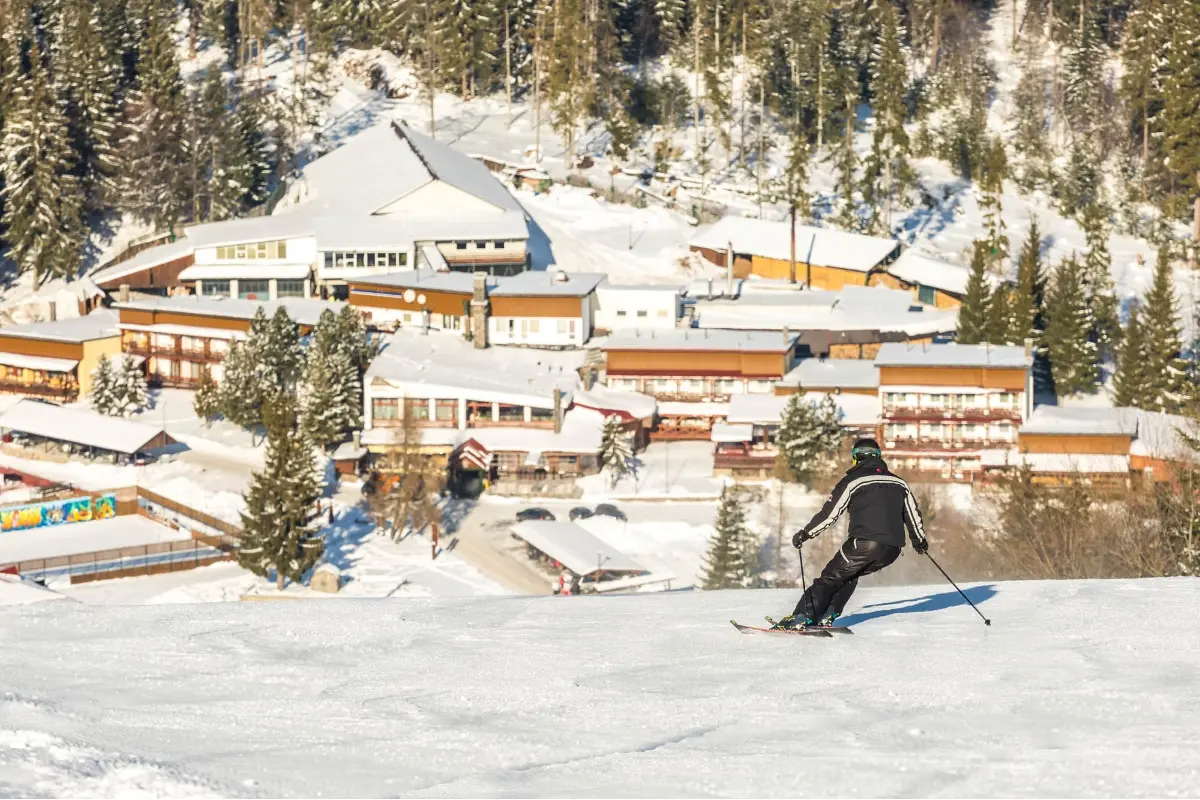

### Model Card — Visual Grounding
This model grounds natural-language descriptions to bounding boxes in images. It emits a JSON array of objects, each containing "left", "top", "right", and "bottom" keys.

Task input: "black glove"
[
  {"left": 912, "top": 539, "right": 929, "bottom": 555},
  {"left": 791, "top": 529, "right": 812, "bottom": 548}
]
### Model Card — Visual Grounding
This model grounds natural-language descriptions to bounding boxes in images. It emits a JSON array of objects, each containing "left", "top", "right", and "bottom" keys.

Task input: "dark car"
[
  {"left": 593, "top": 503, "right": 627, "bottom": 521},
  {"left": 568, "top": 506, "right": 594, "bottom": 521},
  {"left": 516, "top": 507, "right": 556, "bottom": 522}
]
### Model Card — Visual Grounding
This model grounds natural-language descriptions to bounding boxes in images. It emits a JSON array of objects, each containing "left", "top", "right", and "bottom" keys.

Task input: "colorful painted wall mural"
[{"left": 0, "top": 494, "right": 117, "bottom": 533}]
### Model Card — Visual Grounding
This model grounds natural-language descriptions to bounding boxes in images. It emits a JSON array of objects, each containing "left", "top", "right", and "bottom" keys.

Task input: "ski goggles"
[{"left": 851, "top": 445, "right": 881, "bottom": 464}]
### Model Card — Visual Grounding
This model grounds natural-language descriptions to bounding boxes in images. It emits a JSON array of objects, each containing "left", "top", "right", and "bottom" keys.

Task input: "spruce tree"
[
  {"left": 1080, "top": 203, "right": 1120, "bottom": 358},
  {"left": 1, "top": 38, "right": 86, "bottom": 285},
  {"left": 1063, "top": 7, "right": 1105, "bottom": 141},
  {"left": 113, "top": 354, "right": 149, "bottom": 417},
  {"left": 1120, "top": 0, "right": 1168, "bottom": 176},
  {"left": 120, "top": 2, "right": 188, "bottom": 230},
  {"left": 217, "top": 340, "right": 262, "bottom": 428},
  {"left": 860, "top": 0, "right": 911, "bottom": 234},
  {"left": 777, "top": 394, "right": 843, "bottom": 482},
  {"left": 979, "top": 137, "right": 1009, "bottom": 266},
  {"left": 1044, "top": 255, "right": 1099, "bottom": 396},
  {"left": 89, "top": 355, "right": 117, "bottom": 415},
  {"left": 300, "top": 311, "right": 361, "bottom": 449},
  {"left": 1010, "top": 220, "right": 1046, "bottom": 345},
  {"left": 237, "top": 392, "right": 324, "bottom": 590},
  {"left": 194, "top": 368, "right": 221, "bottom": 426},
  {"left": 1111, "top": 302, "right": 1148, "bottom": 407},
  {"left": 258, "top": 306, "right": 305, "bottom": 394},
  {"left": 701, "top": 488, "right": 755, "bottom": 589},
  {"left": 598, "top": 414, "right": 633, "bottom": 487},
  {"left": 957, "top": 244, "right": 992, "bottom": 344},
  {"left": 1161, "top": 0, "right": 1200, "bottom": 224},
  {"left": 1139, "top": 248, "right": 1187, "bottom": 410},
  {"left": 987, "top": 284, "right": 1014, "bottom": 345}
]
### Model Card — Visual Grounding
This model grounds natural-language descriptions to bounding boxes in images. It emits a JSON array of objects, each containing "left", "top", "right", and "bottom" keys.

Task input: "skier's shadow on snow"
[{"left": 837, "top": 584, "right": 997, "bottom": 627}]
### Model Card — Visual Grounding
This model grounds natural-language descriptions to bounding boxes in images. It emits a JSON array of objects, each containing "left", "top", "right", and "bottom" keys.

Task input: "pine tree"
[
  {"left": 300, "top": 308, "right": 362, "bottom": 448},
  {"left": 1044, "top": 255, "right": 1099, "bottom": 396},
  {"left": 217, "top": 340, "right": 262, "bottom": 428},
  {"left": 1120, "top": 0, "right": 1168, "bottom": 178},
  {"left": 193, "top": 368, "right": 221, "bottom": 426},
  {"left": 1080, "top": 202, "right": 1120, "bottom": 358},
  {"left": 237, "top": 393, "right": 324, "bottom": 590},
  {"left": 1139, "top": 248, "right": 1187, "bottom": 410},
  {"left": 777, "top": 394, "right": 843, "bottom": 482},
  {"left": 654, "top": 0, "right": 686, "bottom": 52},
  {"left": 1112, "top": 302, "right": 1148, "bottom": 407},
  {"left": 957, "top": 244, "right": 992, "bottom": 344},
  {"left": 979, "top": 137, "right": 1009, "bottom": 266},
  {"left": 1010, "top": 220, "right": 1046, "bottom": 345},
  {"left": 1010, "top": 51, "right": 1052, "bottom": 190},
  {"left": 598, "top": 414, "right": 633, "bottom": 487},
  {"left": 113, "top": 354, "right": 149, "bottom": 417},
  {"left": 1, "top": 37, "right": 86, "bottom": 286},
  {"left": 89, "top": 355, "right": 117, "bottom": 415},
  {"left": 120, "top": 2, "right": 188, "bottom": 230},
  {"left": 701, "top": 488, "right": 755, "bottom": 589},
  {"left": 258, "top": 306, "right": 305, "bottom": 394},
  {"left": 987, "top": 284, "right": 1014, "bottom": 345},
  {"left": 57, "top": 0, "right": 121, "bottom": 217},
  {"left": 1160, "top": 0, "right": 1200, "bottom": 226},
  {"left": 860, "top": 0, "right": 911, "bottom": 234},
  {"left": 1063, "top": 6, "right": 1105, "bottom": 141}
]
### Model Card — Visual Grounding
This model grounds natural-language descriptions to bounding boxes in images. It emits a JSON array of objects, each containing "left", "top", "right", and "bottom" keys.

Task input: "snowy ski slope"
[{"left": 1, "top": 578, "right": 1198, "bottom": 797}]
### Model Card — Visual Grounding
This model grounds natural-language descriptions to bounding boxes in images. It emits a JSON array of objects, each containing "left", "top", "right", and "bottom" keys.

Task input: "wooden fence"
[{"left": 136, "top": 486, "right": 242, "bottom": 537}]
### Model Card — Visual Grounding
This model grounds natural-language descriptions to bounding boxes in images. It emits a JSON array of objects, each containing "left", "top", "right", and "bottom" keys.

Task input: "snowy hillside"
[{"left": 2, "top": 578, "right": 1198, "bottom": 797}]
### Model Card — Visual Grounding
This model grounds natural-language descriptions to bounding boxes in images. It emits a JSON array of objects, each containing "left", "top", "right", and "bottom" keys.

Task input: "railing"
[
  {"left": 0, "top": 379, "right": 78, "bottom": 401},
  {"left": 137, "top": 486, "right": 242, "bottom": 537},
  {"left": 148, "top": 375, "right": 206, "bottom": 389},
  {"left": 886, "top": 438, "right": 1012, "bottom": 451},
  {"left": 125, "top": 342, "right": 225, "bottom": 363},
  {"left": 714, "top": 452, "right": 778, "bottom": 470},
  {"left": 882, "top": 407, "right": 1022, "bottom": 422}
]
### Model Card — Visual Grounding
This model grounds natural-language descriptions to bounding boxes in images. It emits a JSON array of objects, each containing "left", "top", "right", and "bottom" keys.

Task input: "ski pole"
[
  {"left": 925, "top": 552, "right": 991, "bottom": 626},
  {"left": 797, "top": 543, "right": 807, "bottom": 593}
]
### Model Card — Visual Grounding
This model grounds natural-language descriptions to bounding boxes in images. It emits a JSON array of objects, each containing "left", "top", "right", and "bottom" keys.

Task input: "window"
[
  {"left": 475, "top": 241, "right": 487, "bottom": 249},
  {"left": 202, "top": 280, "right": 230, "bottom": 297},
  {"left": 714, "top": 379, "right": 741, "bottom": 395},
  {"left": 652, "top": 379, "right": 675, "bottom": 392},
  {"left": 209, "top": 339, "right": 228, "bottom": 355},
  {"left": 456, "top": 241, "right": 468, "bottom": 250},
  {"left": 530, "top": 407, "right": 554, "bottom": 423},
  {"left": 373, "top": 398, "right": 400, "bottom": 420},
  {"left": 435, "top": 400, "right": 457, "bottom": 423},
  {"left": 678, "top": 379, "right": 704, "bottom": 394},
  {"left": 216, "top": 240, "right": 286, "bottom": 260},
  {"left": 918, "top": 285, "right": 936, "bottom": 305},
  {"left": 607, "top": 378, "right": 638, "bottom": 391},
  {"left": 994, "top": 392, "right": 1018, "bottom": 409},
  {"left": 497, "top": 404, "right": 524, "bottom": 422},
  {"left": 747, "top": 380, "right": 773, "bottom": 394},
  {"left": 657, "top": 309, "right": 669, "bottom": 317},
  {"left": 507, "top": 320, "right": 515, "bottom": 335},
  {"left": 557, "top": 319, "right": 568, "bottom": 334},
  {"left": 397, "top": 253, "right": 408, "bottom": 266},
  {"left": 529, "top": 319, "right": 540, "bottom": 334},
  {"left": 324, "top": 252, "right": 334, "bottom": 269},
  {"left": 493, "top": 240, "right": 505, "bottom": 249},
  {"left": 569, "top": 320, "right": 576, "bottom": 337},
  {"left": 365, "top": 253, "right": 376, "bottom": 267},
  {"left": 239, "top": 279, "right": 270, "bottom": 300},
  {"left": 276, "top": 280, "right": 305, "bottom": 298},
  {"left": 636, "top": 310, "right": 648, "bottom": 318},
  {"left": 616, "top": 310, "right": 627, "bottom": 317},
  {"left": 404, "top": 398, "right": 430, "bottom": 421}
]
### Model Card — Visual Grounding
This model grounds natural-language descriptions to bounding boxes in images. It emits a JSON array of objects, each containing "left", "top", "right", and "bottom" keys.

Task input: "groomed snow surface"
[{"left": 2, "top": 578, "right": 1199, "bottom": 797}]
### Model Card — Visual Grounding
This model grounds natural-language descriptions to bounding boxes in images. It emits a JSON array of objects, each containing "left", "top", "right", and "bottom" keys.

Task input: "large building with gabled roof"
[{"left": 90, "top": 121, "right": 532, "bottom": 300}]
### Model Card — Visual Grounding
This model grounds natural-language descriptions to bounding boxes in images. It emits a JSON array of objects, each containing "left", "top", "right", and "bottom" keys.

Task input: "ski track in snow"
[{"left": 3, "top": 579, "right": 1200, "bottom": 797}]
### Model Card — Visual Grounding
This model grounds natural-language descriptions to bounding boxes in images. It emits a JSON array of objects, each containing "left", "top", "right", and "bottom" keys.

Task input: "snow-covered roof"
[
  {"left": 183, "top": 213, "right": 319, "bottom": 248},
  {"left": 0, "top": 400, "right": 173, "bottom": 454},
  {"left": 119, "top": 322, "right": 247, "bottom": 341},
  {"left": 331, "top": 441, "right": 368, "bottom": 461},
  {"left": 571, "top": 385, "right": 658, "bottom": 420},
  {"left": 489, "top": 271, "right": 607, "bottom": 297},
  {"left": 178, "top": 264, "right": 312, "bottom": 281},
  {"left": 0, "top": 352, "right": 79, "bottom": 373},
  {"left": 361, "top": 407, "right": 604, "bottom": 454},
  {"left": 886, "top": 250, "right": 997, "bottom": 296},
  {"left": 875, "top": 342, "right": 1031, "bottom": 369},
  {"left": 509, "top": 520, "right": 645, "bottom": 576},
  {"left": 114, "top": 296, "right": 344, "bottom": 327},
  {"left": 297, "top": 121, "right": 526, "bottom": 217},
  {"left": 351, "top": 269, "right": 477, "bottom": 294},
  {"left": 596, "top": 283, "right": 683, "bottom": 294},
  {"left": 1020, "top": 407, "right": 1136, "bottom": 437},
  {"left": 726, "top": 392, "right": 880, "bottom": 428},
  {"left": 690, "top": 217, "right": 900, "bottom": 273},
  {"left": 0, "top": 310, "right": 119, "bottom": 343},
  {"left": 1129, "top": 410, "right": 1198, "bottom": 461},
  {"left": 656, "top": 401, "right": 732, "bottom": 417},
  {"left": 780, "top": 359, "right": 880, "bottom": 389},
  {"left": 1017, "top": 453, "right": 1131, "bottom": 474},
  {"left": 366, "top": 330, "right": 583, "bottom": 407},
  {"left": 314, "top": 211, "right": 529, "bottom": 248},
  {"left": 711, "top": 421, "right": 754, "bottom": 443},
  {"left": 89, "top": 239, "right": 194, "bottom": 285},
  {"left": 603, "top": 329, "right": 797, "bottom": 353},
  {"left": 0, "top": 515, "right": 189, "bottom": 565}
]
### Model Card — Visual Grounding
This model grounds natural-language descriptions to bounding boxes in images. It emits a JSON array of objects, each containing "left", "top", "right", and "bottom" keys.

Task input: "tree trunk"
[
  {"left": 1012, "top": 0, "right": 1018, "bottom": 51},
  {"left": 931, "top": 10, "right": 941, "bottom": 73},
  {"left": 504, "top": 3, "right": 512, "bottom": 121},
  {"left": 277, "top": 571, "right": 284, "bottom": 590},
  {"left": 1193, "top": 172, "right": 1200, "bottom": 269},
  {"left": 789, "top": 204, "right": 797, "bottom": 284},
  {"left": 757, "top": 80, "right": 765, "bottom": 216},
  {"left": 817, "top": 51, "right": 824, "bottom": 149},
  {"left": 739, "top": 11, "right": 746, "bottom": 168},
  {"left": 694, "top": 14, "right": 701, "bottom": 154}
]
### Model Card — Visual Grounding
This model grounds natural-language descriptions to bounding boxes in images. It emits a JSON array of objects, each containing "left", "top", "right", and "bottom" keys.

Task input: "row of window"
[
  {"left": 884, "top": 422, "right": 1015, "bottom": 441},
  {"left": 372, "top": 397, "right": 554, "bottom": 424},
  {"left": 215, "top": 241, "right": 288, "bottom": 260},
  {"left": 323, "top": 251, "right": 409, "bottom": 270},
  {"left": 453, "top": 240, "right": 508, "bottom": 250},
  {"left": 201, "top": 279, "right": 306, "bottom": 299},
  {"left": 606, "top": 377, "right": 775, "bottom": 395},
  {"left": 493, "top": 318, "right": 578, "bottom": 338},
  {"left": 883, "top": 392, "right": 1021, "bottom": 410},
  {"left": 614, "top": 309, "right": 670, "bottom": 318}
]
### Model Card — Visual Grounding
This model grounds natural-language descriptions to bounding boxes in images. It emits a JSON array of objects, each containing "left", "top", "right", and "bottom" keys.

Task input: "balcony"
[
  {"left": 125, "top": 341, "right": 226, "bottom": 363},
  {"left": 0, "top": 379, "right": 78, "bottom": 402},
  {"left": 149, "top": 375, "right": 206, "bottom": 389},
  {"left": 885, "top": 438, "right": 1012, "bottom": 452},
  {"left": 882, "top": 407, "right": 1022, "bottom": 422}
]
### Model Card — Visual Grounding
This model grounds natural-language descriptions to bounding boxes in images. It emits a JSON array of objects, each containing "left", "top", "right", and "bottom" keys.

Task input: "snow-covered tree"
[
  {"left": 956, "top": 244, "right": 992, "bottom": 344},
  {"left": 1009, "top": 220, "right": 1046, "bottom": 346},
  {"left": 1112, "top": 302, "right": 1149, "bottom": 408},
  {"left": 259, "top": 306, "right": 305, "bottom": 394},
  {"left": 978, "top": 137, "right": 1009, "bottom": 266},
  {"left": 1138, "top": 249, "right": 1187, "bottom": 410},
  {"left": 1080, "top": 203, "right": 1120, "bottom": 359},
  {"left": 598, "top": 414, "right": 633, "bottom": 487},
  {"left": 860, "top": 0, "right": 912, "bottom": 234},
  {"left": 1, "top": 36, "right": 86, "bottom": 286},
  {"left": 701, "top": 488, "right": 756, "bottom": 589},
  {"left": 237, "top": 392, "right": 324, "bottom": 590},
  {"left": 777, "top": 393, "right": 843, "bottom": 482},
  {"left": 1044, "top": 255, "right": 1098, "bottom": 397},
  {"left": 193, "top": 368, "right": 221, "bottom": 427},
  {"left": 111, "top": 354, "right": 149, "bottom": 417},
  {"left": 89, "top": 354, "right": 118, "bottom": 415},
  {"left": 217, "top": 339, "right": 262, "bottom": 428}
]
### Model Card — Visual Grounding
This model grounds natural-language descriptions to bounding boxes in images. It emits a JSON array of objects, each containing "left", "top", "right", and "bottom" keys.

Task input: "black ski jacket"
[{"left": 798, "top": 456, "right": 927, "bottom": 549}]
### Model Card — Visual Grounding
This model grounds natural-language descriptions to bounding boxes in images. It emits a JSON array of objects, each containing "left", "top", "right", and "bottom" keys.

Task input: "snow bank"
[
  {"left": 1, "top": 579, "right": 1198, "bottom": 796},
  {"left": 0, "top": 572, "right": 73, "bottom": 607}
]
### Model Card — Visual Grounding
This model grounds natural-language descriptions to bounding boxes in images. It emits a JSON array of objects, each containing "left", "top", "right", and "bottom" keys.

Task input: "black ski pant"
[{"left": 793, "top": 538, "right": 901, "bottom": 622}]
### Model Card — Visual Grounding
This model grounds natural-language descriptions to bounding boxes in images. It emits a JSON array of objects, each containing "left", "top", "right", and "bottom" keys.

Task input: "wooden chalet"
[{"left": 0, "top": 312, "right": 122, "bottom": 403}]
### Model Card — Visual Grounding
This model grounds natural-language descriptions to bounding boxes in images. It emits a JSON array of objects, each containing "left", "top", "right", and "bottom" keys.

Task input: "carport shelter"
[
  {"left": 510, "top": 520, "right": 646, "bottom": 580},
  {"left": 0, "top": 400, "right": 176, "bottom": 463}
]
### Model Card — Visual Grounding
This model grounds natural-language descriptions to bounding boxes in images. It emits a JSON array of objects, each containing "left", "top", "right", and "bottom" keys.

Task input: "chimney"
[
  {"left": 352, "top": 430, "right": 361, "bottom": 448},
  {"left": 1024, "top": 337, "right": 1033, "bottom": 359},
  {"left": 48, "top": 302, "right": 56, "bottom": 322},
  {"left": 782, "top": 324, "right": 790, "bottom": 345},
  {"left": 725, "top": 240, "right": 734, "bottom": 297},
  {"left": 552, "top": 389, "right": 563, "bottom": 433},
  {"left": 470, "top": 272, "right": 490, "bottom": 349},
  {"left": 707, "top": 277, "right": 714, "bottom": 299},
  {"left": 118, "top": 284, "right": 130, "bottom": 303}
]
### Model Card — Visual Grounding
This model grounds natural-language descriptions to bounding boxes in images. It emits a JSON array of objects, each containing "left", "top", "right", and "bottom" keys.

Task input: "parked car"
[
  {"left": 516, "top": 507, "right": 556, "bottom": 522},
  {"left": 593, "top": 503, "right": 627, "bottom": 521},
  {"left": 568, "top": 506, "right": 594, "bottom": 521}
]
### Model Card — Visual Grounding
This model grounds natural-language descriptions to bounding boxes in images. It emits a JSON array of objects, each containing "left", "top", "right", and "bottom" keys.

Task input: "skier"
[{"left": 774, "top": 438, "right": 928, "bottom": 630}]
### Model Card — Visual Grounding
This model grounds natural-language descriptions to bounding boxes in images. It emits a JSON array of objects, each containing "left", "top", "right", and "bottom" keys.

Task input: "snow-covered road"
[{"left": 3, "top": 578, "right": 1199, "bottom": 797}]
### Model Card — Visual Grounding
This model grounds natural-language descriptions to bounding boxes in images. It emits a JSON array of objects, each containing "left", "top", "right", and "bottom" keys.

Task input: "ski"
[
  {"left": 765, "top": 616, "right": 854, "bottom": 635},
  {"left": 731, "top": 620, "right": 833, "bottom": 637}
]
